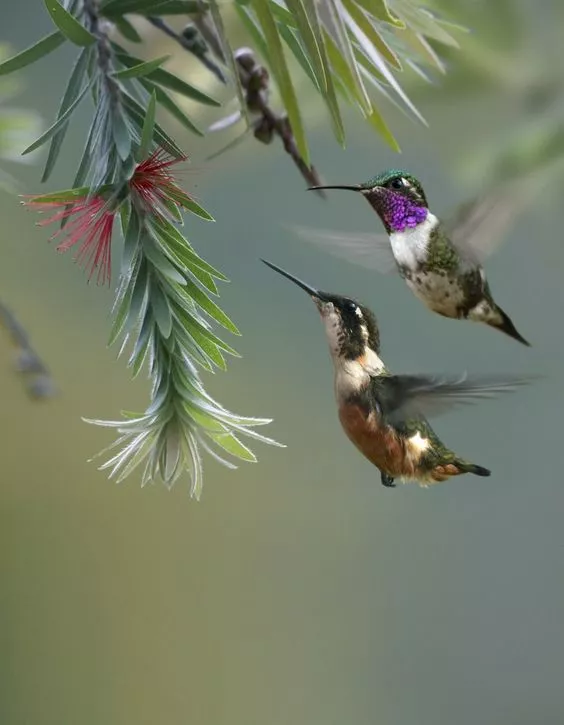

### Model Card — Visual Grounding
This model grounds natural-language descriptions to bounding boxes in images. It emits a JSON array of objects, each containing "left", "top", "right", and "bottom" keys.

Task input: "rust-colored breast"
[{"left": 338, "top": 403, "right": 416, "bottom": 478}]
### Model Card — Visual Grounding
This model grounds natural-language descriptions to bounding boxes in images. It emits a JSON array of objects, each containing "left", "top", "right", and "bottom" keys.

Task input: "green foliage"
[
  {"left": 110, "top": 54, "right": 171, "bottom": 79},
  {"left": 1, "top": 0, "right": 466, "bottom": 160},
  {"left": 226, "top": 0, "right": 462, "bottom": 152},
  {"left": 43, "top": 0, "right": 97, "bottom": 46},
  {"left": 0, "top": 32, "right": 65, "bottom": 76}
]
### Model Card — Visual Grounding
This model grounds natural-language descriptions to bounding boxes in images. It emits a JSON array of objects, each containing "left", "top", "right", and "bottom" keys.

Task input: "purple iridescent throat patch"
[{"left": 365, "top": 189, "right": 428, "bottom": 233}]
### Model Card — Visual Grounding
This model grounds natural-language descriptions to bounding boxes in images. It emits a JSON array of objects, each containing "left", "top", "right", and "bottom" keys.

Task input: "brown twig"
[
  {"left": 155, "top": 17, "right": 325, "bottom": 193},
  {"left": 234, "top": 48, "right": 325, "bottom": 195}
]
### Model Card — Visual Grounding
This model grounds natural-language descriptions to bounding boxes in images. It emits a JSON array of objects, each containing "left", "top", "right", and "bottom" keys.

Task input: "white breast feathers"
[{"left": 388, "top": 213, "right": 439, "bottom": 269}]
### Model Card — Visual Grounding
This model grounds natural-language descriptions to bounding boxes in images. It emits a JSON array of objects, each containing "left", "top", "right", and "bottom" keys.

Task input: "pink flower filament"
[
  {"left": 130, "top": 148, "right": 191, "bottom": 216},
  {"left": 26, "top": 194, "right": 116, "bottom": 285}
]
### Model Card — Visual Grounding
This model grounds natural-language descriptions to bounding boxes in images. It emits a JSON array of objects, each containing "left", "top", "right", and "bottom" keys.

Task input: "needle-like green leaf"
[
  {"left": 180, "top": 278, "right": 240, "bottom": 334},
  {"left": 102, "top": 0, "right": 204, "bottom": 15},
  {"left": 139, "top": 90, "right": 156, "bottom": 160},
  {"left": 323, "top": 29, "right": 364, "bottom": 111},
  {"left": 22, "top": 185, "right": 113, "bottom": 204},
  {"left": 366, "top": 105, "right": 400, "bottom": 151},
  {"left": 391, "top": 0, "right": 459, "bottom": 47},
  {"left": 207, "top": 431, "right": 257, "bottom": 462},
  {"left": 0, "top": 31, "right": 65, "bottom": 76},
  {"left": 125, "top": 261, "right": 149, "bottom": 336},
  {"left": 342, "top": 0, "right": 401, "bottom": 69},
  {"left": 43, "top": 0, "right": 96, "bottom": 47},
  {"left": 73, "top": 105, "right": 102, "bottom": 187},
  {"left": 42, "top": 47, "right": 91, "bottom": 182},
  {"left": 301, "top": 0, "right": 346, "bottom": 145},
  {"left": 178, "top": 308, "right": 239, "bottom": 357},
  {"left": 121, "top": 209, "right": 142, "bottom": 276},
  {"left": 114, "top": 17, "right": 142, "bottom": 43},
  {"left": 137, "top": 81, "right": 203, "bottom": 137},
  {"left": 268, "top": 2, "right": 297, "bottom": 28},
  {"left": 277, "top": 25, "right": 319, "bottom": 88},
  {"left": 22, "top": 79, "right": 92, "bottom": 155},
  {"left": 340, "top": 0, "right": 426, "bottom": 123},
  {"left": 115, "top": 50, "right": 221, "bottom": 106},
  {"left": 277, "top": 25, "right": 346, "bottom": 147},
  {"left": 208, "top": 0, "right": 249, "bottom": 125},
  {"left": 163, "top": 186, "right": 215, "bottom": 221},
  {"left": 149, "top": 219, "right": 228, "bottom": 280},
  {"left": 150, "top": 277, "right": 173, "bottom": 339},
  {"left": 401, "top": 28, "right": 446, "bottom": 73},
  {"left": 325, "top": 0, "right": 371, "bottom": 115},
  {"left": 109, "top": 257, "right": 140, "bottom": 348},
  {"left": 285, "top": 0, "right": 327, "bottom": 92},
  {"left": 359, "top": 0, "right": 404, "bottom": 27},
  {"left": 111, "top": 54, "right": 170, "bottom": 79},
  {"left": 234, "top": 4, "right": 271, "bottom": 60},
  {"left": 128, "top": 313, "right": 153, "bottom": 373},
  {"left": 144, "top": 243, "right": 187, "bottom": 286},
  {"left": 112, "top": 105, "right": 132, "bottom": 160},
  {"left": 121, "top": 90, "right": 184, "bottom": 157},
  {"left": 130, "top": 322, "right": 153, "bottom": 378},
  {"left": 102, "top": 0, "right": 171, "bottom": 13}
]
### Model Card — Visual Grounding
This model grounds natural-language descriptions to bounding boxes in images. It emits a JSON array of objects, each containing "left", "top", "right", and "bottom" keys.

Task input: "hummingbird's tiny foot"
[{"left": 381, "top": 472, "right": 396, "bottom": 488}]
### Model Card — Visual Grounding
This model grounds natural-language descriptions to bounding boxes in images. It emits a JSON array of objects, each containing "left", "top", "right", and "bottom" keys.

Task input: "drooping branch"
[
  {"left": 0, "top": 299, "right": 56, "bottom": 399},
  {"left": 234, "top": 47, "right": 326, "bottom": 194}
]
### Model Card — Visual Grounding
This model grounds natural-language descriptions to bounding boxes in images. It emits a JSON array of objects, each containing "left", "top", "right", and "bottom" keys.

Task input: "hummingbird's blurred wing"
[
  {"left": 376, "top": 372, "right": 537, "bottom": 423},
  {"left": 446, "top": 175, "right": 536, "bottom": 264},
  {"left": 290, "top": 225, "right": 398, "bottom": 275}
]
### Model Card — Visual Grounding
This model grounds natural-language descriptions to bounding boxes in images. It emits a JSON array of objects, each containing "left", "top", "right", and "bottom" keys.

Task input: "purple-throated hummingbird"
[{"left": 298, "top": 169, "right": 530, "bottom": 346}]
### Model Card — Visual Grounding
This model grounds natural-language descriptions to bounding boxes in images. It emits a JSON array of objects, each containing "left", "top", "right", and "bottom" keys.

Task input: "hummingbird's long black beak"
[
  {"left": 261, "top": 259, "right": 329, "bottom": 300},
  {"left": 307, "top": 184, "right": 361, "bottom": 192}
]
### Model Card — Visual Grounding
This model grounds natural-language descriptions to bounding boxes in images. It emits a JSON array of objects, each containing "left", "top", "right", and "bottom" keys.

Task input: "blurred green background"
[{"left": 1, "top": 2, "right": 563, "bottom": 724}]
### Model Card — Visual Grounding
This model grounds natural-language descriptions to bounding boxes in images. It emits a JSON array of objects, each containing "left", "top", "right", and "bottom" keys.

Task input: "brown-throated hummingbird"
[
  {"left": 262, "top": 259, "right": 535, "bottom": 487},
  {"left": 298, "top": 169, "right": 530, "bottom": 345}
]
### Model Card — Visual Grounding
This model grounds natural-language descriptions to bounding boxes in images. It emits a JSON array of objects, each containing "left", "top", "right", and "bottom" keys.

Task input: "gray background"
[{"left": 1, "top": 2, "right": 563, "bottom": 724}]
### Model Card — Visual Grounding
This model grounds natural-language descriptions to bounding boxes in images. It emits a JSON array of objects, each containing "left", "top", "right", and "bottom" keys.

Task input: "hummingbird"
[
  {"left": 262, "top": 259, "right": 534, "bottom": 488},
  {"left": 300, "top": 169, "right": 530, "bottom": 346}
]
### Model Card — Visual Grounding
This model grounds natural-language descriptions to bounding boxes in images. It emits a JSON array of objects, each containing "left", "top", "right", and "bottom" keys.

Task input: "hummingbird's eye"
[
  {"left": 389, "top": 177, "right": 405, "bottom": 190},
  {"left": 344, "top": 299, "right": 363, "bottom": 318}
]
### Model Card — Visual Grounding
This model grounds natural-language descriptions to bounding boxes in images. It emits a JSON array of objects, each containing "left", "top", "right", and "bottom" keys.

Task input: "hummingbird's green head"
[
  {"left": 309, "top": 169, "right": 429, "bottom": 235},
  {"left": 360, "top": 169, "right": 425, "bottom": 196},
  {"left": 261, "top": 259, "right": 381, "bottom": 361}
]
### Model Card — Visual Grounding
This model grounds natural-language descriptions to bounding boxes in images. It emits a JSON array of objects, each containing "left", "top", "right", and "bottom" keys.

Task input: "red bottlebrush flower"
[
  {"left": 23, "top": 193, "right": 116, "bottom": 285},
  {"left": 130, "top": 147, "right": 192, "bottom": 216}
]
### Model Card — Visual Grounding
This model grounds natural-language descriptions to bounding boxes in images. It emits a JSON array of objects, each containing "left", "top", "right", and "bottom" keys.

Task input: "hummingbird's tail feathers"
[
  {"left": 429, "top": 458, "right": 491, "bottom": 482},
  {"left": 490, "top": 306, "right": 531, "bottom": 346},
  {"left": 459, "top": 462, "right": 491, "bottom": 477}
]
